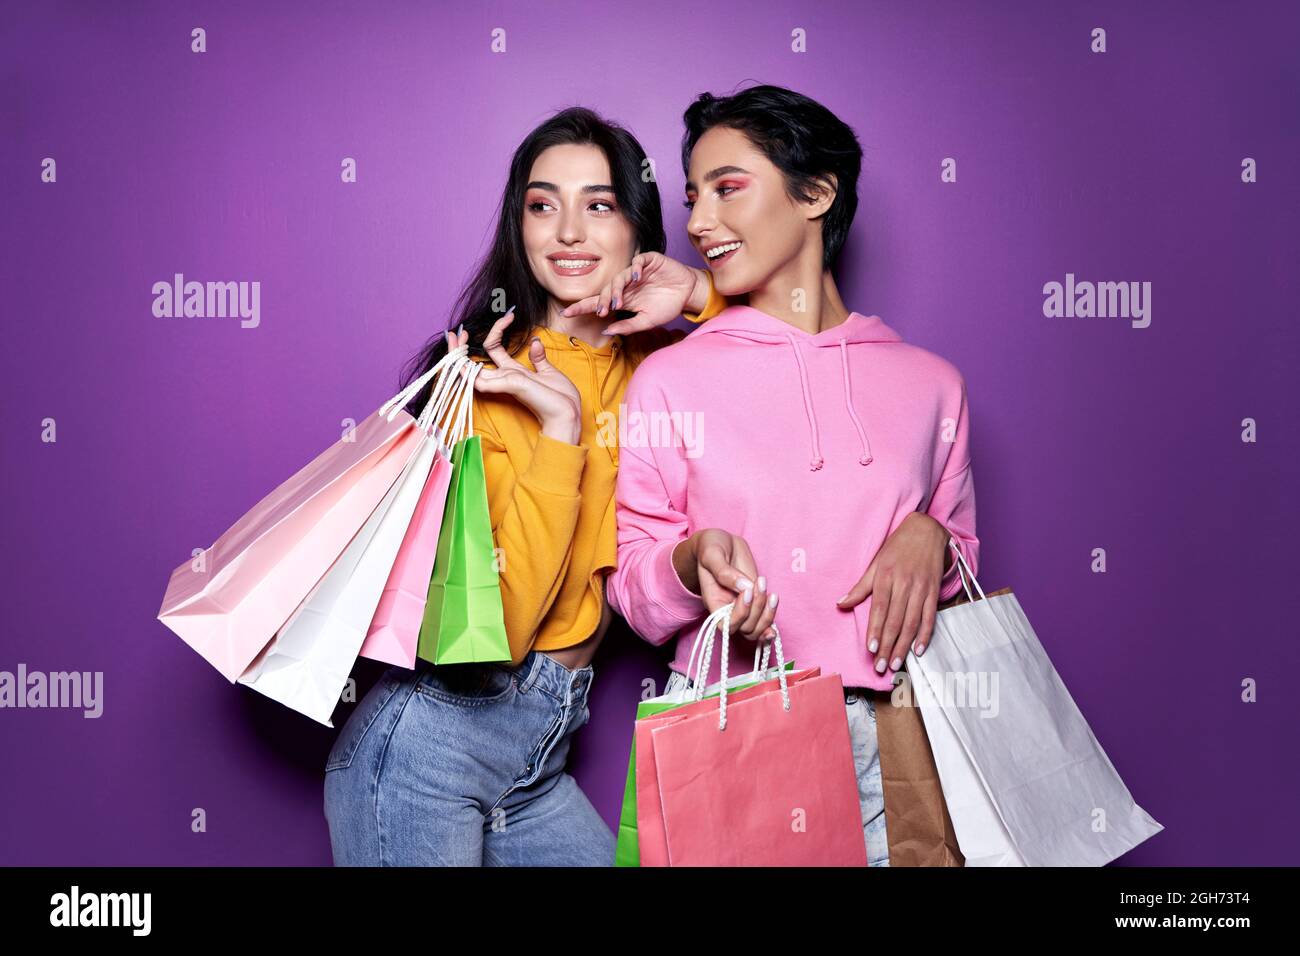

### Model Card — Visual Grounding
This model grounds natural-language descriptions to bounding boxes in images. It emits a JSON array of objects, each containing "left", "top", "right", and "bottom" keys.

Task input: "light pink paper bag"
[
  {"left": 636, "top": 607, "right": 867, "bottom": 867},
  {"left": 157, "top": 352, "right": 463, "bottom": 682},
  {"left": 159, "top": 412, "right": 420, "bottom": 681}
]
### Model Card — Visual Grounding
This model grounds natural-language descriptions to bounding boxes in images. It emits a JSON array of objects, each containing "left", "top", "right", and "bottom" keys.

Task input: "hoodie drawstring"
[
  {"left": 784, "top": 333, "right": 873, "bottom": 471},
  {"left": 839, "top": 339, "right": 874, "bottom": 466},
  {"left": 785, "top": 333, "right": 824, "bottom": 470}
]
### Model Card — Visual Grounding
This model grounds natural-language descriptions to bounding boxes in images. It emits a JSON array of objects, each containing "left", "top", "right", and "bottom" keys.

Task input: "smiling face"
[
  {"left": 684, "top": 125, "right": 833, "bottom": 297},
  {"left": 521, "top": 143, "right": 639, "bottom": 312}
]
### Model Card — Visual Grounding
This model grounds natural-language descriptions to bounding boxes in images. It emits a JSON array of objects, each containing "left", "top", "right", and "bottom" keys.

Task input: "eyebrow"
[
  {"left": 526, "top": 181, "right": 616, "bottom": 194},
  {"left": 684, "top": 165, "right": 751, "bottom": 193}
]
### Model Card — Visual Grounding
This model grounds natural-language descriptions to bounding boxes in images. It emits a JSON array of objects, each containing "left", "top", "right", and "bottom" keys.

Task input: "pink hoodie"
[{"left": 606, "top": 305, "right": 978, "bottom": 691}]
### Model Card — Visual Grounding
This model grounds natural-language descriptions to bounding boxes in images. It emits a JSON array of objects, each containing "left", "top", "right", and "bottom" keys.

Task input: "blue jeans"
[
  {"left": 662, "top": 671, "right": 891, "bottom": 867},
  {"left": 323, "top": 650, "right": 614, "bottom": 866}
]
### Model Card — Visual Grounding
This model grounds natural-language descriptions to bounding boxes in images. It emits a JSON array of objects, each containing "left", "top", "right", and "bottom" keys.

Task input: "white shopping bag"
[
  {"left": 237, "top": 353, "right": 477, "bottom": 725},
  {"left": 905, "top": 540, "right": 1163, "bottom": 866}
]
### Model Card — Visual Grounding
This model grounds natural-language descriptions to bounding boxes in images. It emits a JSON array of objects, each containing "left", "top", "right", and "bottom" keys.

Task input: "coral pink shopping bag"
[{"left": 635, "top": 607, "right": 868, "bottom": 867}]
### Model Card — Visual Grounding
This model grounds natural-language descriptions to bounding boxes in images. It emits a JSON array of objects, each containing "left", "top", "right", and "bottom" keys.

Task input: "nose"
[
  {"left": 686, "top": 201, "right": 714, "bottom": 245},
  {"left": 557, "top": 203, "right": 586, "bottom": 245}
]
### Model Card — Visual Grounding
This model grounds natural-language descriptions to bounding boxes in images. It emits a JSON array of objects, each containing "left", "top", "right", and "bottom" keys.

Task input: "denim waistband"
[{"left": 511, "top": 650, "right": 593, "bottom": 704}]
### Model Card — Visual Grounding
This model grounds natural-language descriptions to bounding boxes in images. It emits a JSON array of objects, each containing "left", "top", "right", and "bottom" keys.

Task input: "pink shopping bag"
[
  {"left": 158, "top": 409, "right": 421, "bottom": 682},
  {"left": 635, "top": 608, "right": 867, "bottom": 867},
  {"left": 359, "top": 354, "right": 480, "bottom": 669},
  {"left": 357, "top": 448, "right": 454, "bottom": 667}
]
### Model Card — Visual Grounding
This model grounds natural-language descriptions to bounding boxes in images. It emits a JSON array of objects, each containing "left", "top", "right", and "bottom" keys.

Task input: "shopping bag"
[
  {"left": 157, "top": 374, "right": 448, "bottom": 681},
  {"left": 417, "top": 373, "right": 510, "bottom": 665},
  {"left": 358, "top": 360, "right": 471, "bottom": 668},
  {"left": 614, "top": 629, "right": 796, "bottom": 867},
  {"left": 635, "top": 606, "right": 867, "bottom": 867},
  {"left": 876, "top": 671, "right": 965, "bottom": 867},
  {"left": 237, "top": 356, "right": 475, "bottom": 723},
  {"left": 906, "top": 538, "right": 1164, "bottom": 866}
]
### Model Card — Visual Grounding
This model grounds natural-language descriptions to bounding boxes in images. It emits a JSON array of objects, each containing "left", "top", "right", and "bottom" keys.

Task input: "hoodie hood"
[{"left": 687, "top": 305, "right": 904, "bottom": 471}]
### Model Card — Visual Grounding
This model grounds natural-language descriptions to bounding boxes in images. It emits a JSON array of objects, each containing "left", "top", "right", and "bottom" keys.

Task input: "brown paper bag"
[{"left": 874, "top": 584, "right": 1015, "bottom": 866}]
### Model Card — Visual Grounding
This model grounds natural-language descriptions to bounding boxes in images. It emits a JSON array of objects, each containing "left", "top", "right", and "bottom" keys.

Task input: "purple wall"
[{"left": 2, "top": 0, "right": 1296, "bottom": 865}]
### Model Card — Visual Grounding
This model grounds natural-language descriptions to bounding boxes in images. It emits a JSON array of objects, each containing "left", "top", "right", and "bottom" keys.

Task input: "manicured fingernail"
[
  {"left": 613, "top": 297, "right": 621, "bottom": 308},
  {"left": 875, "top": 657, "right": 888, "bottom": 674},
  {"left": 836, "top": 594, "right": 848, "bottom": 604},
  {"left": 632, "top": 271, "right": 640, "bottom": 281},
  {"left": 457, "top": 324, "right": 464, "bottom": 334},
  {"left": 868, "top": 638, "right": 878, "bottom": 653},
  {"left": 598, "top": 306, "right": 607, "bottom": 316},
  {"left": 757, "top": 576, "right": 766, "bottom": 592},
  {"left": 741, "top": 585, "right": 753, "bottom": 605},
  {"left": 890, "top": 657, "right": 902, "bottom": 671},
  {"left": 916, "top": 644, "right": 926, "bottom": 657},
  {"left": 768, "top": 593, "right": 777, "bottom": 609},
  {"left": 601, "top": 328, "right": 614, "bottom": 336},
  {"left": 735, "top": 577, "right": 752, "bottom": 590}
]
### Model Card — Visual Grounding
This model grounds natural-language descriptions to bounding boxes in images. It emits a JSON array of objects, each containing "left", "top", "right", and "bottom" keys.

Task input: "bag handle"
[
  {"left": 680, "top": 607, "right": 776, "bottom": 696},
  {"left": 438, "top": 360, "right": 482, "bottom": 448},
  {"left": 948, "top": 536, "right": 987, "bottom": 604},
  {"left": 690, "top": 604, "right": 789, "bottom": 732},
  {"left": 417, "top": 352, "right": 471, "bottom": 439},
  {"left": 379, "top": 342, "right": 468, "bottom": 422}
]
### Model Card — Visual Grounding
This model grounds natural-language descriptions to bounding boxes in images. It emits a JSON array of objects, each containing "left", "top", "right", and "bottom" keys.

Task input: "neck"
[
  {"left": 547, "top": 299, "right": 613, "bottom": 348},
  {"left": 746, "top": 244, "right": 850, "bottom": 334}
]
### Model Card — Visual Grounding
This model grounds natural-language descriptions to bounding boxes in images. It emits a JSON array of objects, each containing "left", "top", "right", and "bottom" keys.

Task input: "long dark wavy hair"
[{"left": 398, "top": 107, "right": 667, "bottom": 417}]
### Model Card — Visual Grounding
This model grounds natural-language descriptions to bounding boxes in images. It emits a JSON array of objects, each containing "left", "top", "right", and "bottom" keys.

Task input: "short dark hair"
[{"left": 681, "top": 84, "right": 862, "bottom": 270}]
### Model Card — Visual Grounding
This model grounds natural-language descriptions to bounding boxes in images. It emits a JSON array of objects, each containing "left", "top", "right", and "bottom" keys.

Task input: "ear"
[{"left": 804, "top": 173, "right": 838, "bottom": 220}]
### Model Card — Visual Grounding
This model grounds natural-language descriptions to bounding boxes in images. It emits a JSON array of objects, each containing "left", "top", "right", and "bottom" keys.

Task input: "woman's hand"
[
  {"left": 559, "top": 252, "right": 711, "bottom": 336},
  {"left": 469, "top": 310, "right": 583, "bottom": 444},
  {"left": 672, "top": 528, "right": 778, "bottom": 641},
  {"left": 836, "top": 512, "right": 951, "bottom": 674}
]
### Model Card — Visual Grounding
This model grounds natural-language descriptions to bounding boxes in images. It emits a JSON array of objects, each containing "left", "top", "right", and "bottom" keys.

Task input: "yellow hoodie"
[{"left": 471, "top": 279, "right": 728, "bottom": 665}]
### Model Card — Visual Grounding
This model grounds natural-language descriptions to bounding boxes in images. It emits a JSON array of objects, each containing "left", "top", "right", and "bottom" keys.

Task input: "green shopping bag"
[
  {"left": 614, "top": 656, "right": 796, "bottom": 867},
  {"left": 417, "top": 435, "right": 511, "bottom": 664}
]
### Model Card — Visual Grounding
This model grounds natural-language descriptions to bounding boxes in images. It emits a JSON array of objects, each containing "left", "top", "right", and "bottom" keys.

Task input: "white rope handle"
[
  {"left": 690, "top": 604, "right": 790, "bottom": 731},
  {"left": 379, "top": 342, "right": 468, "bottom": 422},
  {"left": 682, "top": 611, "right": 775, "bottom": 699},
  {"left": 430, "top": 360, "right": 481, "bottom": 450},
  {"left": 417, "top": 352, "right": 471, "bottom": 435},
  {"left": 450, "top": 361, "right": 482, "bottom": 446},
  {"left": 948, "top": 536, "right": 987, "bottom": 604}
]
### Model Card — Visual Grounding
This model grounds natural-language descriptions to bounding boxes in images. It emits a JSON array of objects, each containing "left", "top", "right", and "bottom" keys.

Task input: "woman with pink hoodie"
[{"left": 570, "top": 84, "right": 979, "bottom": 866}]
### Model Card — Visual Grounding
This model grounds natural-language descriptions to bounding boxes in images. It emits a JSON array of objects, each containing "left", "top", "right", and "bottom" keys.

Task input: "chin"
[{"left": 711, "top": 270, "right": 756, "bottom": 298}]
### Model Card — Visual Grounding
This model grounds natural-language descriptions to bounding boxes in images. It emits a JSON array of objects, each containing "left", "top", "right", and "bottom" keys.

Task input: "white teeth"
[
  {"left": 706, "top": 241, "right": 742, "bottom": 259},
  {"left": 554, "top": 259, "right": 596, "bottom": 268}
]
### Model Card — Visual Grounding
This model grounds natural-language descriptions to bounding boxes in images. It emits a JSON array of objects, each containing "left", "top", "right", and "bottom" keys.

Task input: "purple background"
[{"left": 2, "top": 0, "right": 1297, "bottom": 865}]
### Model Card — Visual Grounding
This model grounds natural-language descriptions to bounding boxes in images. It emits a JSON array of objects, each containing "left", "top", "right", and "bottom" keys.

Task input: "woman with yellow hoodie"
[{"left": 321, "top": 107, "right": 752, "bottom": 866}]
